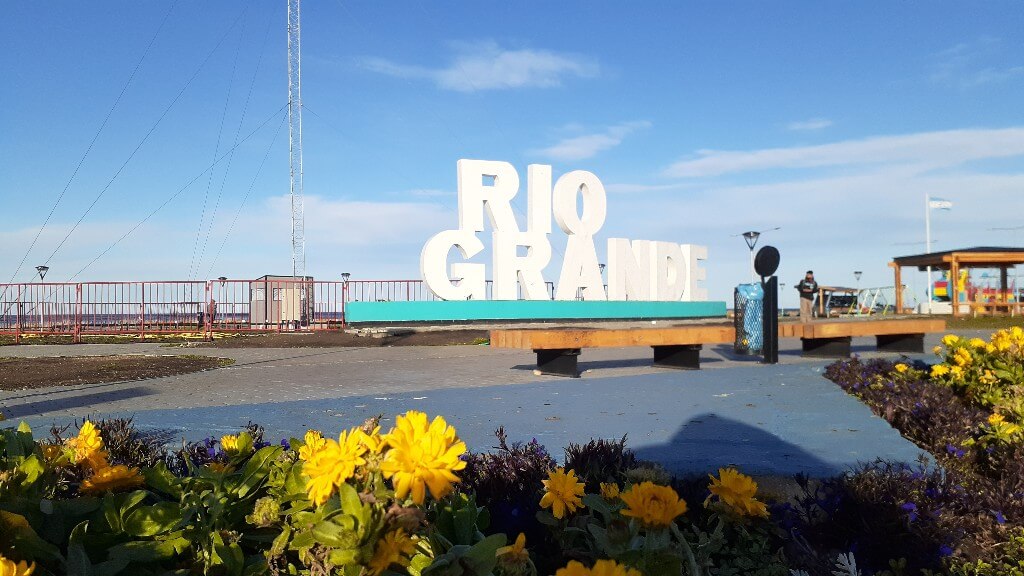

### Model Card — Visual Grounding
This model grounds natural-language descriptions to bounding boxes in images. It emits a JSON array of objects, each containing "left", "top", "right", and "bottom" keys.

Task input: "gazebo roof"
[{"left": 891, "top": 247, "right": 1024, "bottom": 270}]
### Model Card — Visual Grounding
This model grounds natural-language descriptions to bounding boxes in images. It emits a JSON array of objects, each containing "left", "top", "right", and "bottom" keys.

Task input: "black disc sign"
[{"left": 755, "top": 245, "right": 780, "bottom": 278}]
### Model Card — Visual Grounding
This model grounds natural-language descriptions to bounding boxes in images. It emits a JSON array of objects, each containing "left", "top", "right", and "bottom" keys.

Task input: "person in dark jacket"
[{"left": 796, "top": 271, "right": 818, "bottom": 323}]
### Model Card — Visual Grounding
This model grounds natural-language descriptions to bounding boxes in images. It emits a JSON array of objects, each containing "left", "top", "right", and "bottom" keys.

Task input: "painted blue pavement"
[
  {"left": 24, "top": 362, "right": 924, "bottom": 478},
  {"left": 345, "top": 300, "right": 727, "bottom": 324}
]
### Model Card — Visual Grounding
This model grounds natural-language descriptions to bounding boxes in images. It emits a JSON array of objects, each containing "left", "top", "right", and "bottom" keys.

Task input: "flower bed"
[
  {"left": 823, "top": 327, "right": 1024, "bottom": 575},
  {"left": 3, "top": 328, "right": 1023, "bottom": 576}
]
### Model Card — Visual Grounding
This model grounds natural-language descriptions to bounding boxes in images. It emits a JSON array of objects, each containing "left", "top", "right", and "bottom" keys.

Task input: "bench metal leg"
[
  {"left": 534, "top": 348, "right": 581, "bottom": 378},
  {"left": 652, "top": 344, "right": 702, "bottom": 370},
  {"left": 801, "top": 337, "right": 852, "bottom": 358},
  {"left": 876, "top": 333, "right": 925, "bottom": 353}
]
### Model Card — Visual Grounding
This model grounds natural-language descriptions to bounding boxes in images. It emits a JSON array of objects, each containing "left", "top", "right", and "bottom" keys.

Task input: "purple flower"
[
  {"left": 945, "top": 444, "right": 965, "bottom": 458},
  {"left": 939, "top": 544, "right": 954, "bottom": 557},
  {"left": 901, "top": 502, "right": 919, "bottom": 522},
  {"left": 280, "top": 439, "right": 291, "bottom": 450},
  {"left": 993, "top": 510, "right": 1006, "bottom": 525}
]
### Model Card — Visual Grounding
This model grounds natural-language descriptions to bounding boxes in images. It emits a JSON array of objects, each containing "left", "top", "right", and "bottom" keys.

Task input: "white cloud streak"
[
  {"left": 786, "top": 118, "right": 833, "bottom": 131},
  {"left": 360, "top": 41, "right": 598, "bottom": 92},
  {"left": 931, "top": 37, "right": 1024, "bottom": 89},
  {"left": 662, "top": 127, "right": 1024, "bottom": 178},
  {"left": 534, "top": 121, "right": 651, "bottom": 161}
]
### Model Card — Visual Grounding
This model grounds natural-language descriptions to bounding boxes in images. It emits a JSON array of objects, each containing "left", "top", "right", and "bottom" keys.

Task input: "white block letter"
[
  {"left": 552, "top": 170, "right": 607, "bottom": 236},
  {"left": 527, "top": 164, "right": 552, "bottom": 234},
  {"left": 457, "top": 159, "right": 520, "bottom": 233},
  {"left": 651, "top": 241, "right": 687, "bottom": 301},
  {"left": 555, "top": 235, "right": 607, "bottom": 301},
  {"left": 420, "top": 229, "right": 487, "bottom": 300},
  {"left": 493, "top": 231, "right": 553, "bottom": 300},
  {"left": 607, "top": 238, "right": 651, "bottom": 301},
  {"left": 680, "top": 244, "right": 709, "bottom": 301}
]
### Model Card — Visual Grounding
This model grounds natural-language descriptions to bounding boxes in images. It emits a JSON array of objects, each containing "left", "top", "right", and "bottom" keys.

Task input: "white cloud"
[
  {"left": 662, "top": 127, "right": 1024, "bottom": 178},
  {"left": 786, "top": 118, "right": 833, "bottom": 131},
  {"left": 931, "top": 37, "right": 1024, "bottom": 88},
  {"left": 534, "top": 121, "right": 651, "bottom": 161},
  {"left": 359, "top": 41, "right": 598, "bottom": 92}
]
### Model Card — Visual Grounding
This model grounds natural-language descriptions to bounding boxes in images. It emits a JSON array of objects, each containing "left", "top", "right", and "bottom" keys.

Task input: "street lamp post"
[
  {"left": 737, "top": 228, "right": 780, "bottom": 283},
  {"left": 35, "top": 265, "right": 49, "bottom": 330}
]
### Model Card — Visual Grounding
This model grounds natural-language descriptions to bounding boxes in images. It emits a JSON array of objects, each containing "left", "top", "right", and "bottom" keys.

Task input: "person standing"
[{"left": 796, "top": 271, "right": 818, "bottom": 323}]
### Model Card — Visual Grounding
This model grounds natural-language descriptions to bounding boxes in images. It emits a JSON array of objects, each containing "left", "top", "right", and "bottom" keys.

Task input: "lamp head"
[{"left": 741, "top": 231, "right": 760, "bottom": 250}]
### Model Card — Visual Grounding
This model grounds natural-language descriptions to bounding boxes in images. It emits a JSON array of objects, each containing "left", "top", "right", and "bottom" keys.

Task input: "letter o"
[{"left": 552, "top": 170, "right": 607, "bottom": 236}]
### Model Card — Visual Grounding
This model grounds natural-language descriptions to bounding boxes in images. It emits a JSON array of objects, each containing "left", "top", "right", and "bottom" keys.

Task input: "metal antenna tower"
[{"left": 287, "top": 0, "right": 305, "bottom": 279}]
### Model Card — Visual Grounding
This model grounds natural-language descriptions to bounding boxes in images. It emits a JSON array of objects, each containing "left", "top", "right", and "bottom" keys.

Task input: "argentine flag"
[{"left": 928, "top": 198, "right": 953, "bottom": 210}]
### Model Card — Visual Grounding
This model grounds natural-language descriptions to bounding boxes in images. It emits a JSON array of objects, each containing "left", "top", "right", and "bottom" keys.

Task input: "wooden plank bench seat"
[
  {"left": 490, "top": 318, "right": 947, "bottom": 377},
  {"left": 777, "top": 318, "right": 946, "bottom": 358},
  {"left": 490, "top": 325, "right": 735, "bottom": 377}
]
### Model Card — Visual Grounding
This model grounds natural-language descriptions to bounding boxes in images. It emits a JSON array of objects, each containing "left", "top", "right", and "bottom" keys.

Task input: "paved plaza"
[{"left": 2, "top": 332, "right": 980, "bottom": 477}]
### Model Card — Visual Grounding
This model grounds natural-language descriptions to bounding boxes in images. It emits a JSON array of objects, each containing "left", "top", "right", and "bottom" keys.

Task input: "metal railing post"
[
  {"left": 15, "top": 284, "right": 22, "bottom": 344},
  {"left": 140, "top": 283, "right": 146, "bottom": 341},
  {"left": 75, "top": 283, "right": 82, "bottom": 343}
]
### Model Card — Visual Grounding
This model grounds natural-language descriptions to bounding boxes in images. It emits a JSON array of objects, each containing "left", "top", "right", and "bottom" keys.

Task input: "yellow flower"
[
  {"left": 0, "top": 555, "right": 35, "bottom": 576},
  {"left": 989, "top": 413, "right": 1006, "bottom": 425},
  {"left": 496, "top": 532, "right": 530, "bottom": 565},
  {"left": 620, "top": 481, "right": 688, "bottom": 528},
  {"left": 953, "top": 347, "right": 972, "bottom": 367},
  {"left": 931, "top": 364, "right": 950, "bottom": 377},
  {"left": 358, "top": 425, "right": 385, "bottom": 454},
  {"left": 933, "top": 345, "right": 943, "bottom": 355},
  {"left": 367, "top": 529, "right": 416, "bottom": 575},
  {"left": 969, "top": 338, "right": 987, "bottom": 349},
  {"left": 600, "top": 482, "right": 621, "bottom": 500},
  {"left": 67, "top": 420, "right": 108, "bottom": 471},
  {"left": 303, "top": 429, "right": 368, "bottom": 506},
  {"left": 706, "top": 468, "right": 769, "bottom": 518},
  {"left": 380, "top": 411, "right": 467, "bottom": 505},
  {"left": 220, "top": 434, "right": 239, "bottom": 453},
  {"left": 539, "top": 467, "right": 585, "bottom": 519},
  {"left": 80, "top": 465, "right": 145, "bottom": 495},
  {"left": 894, "top": 363, "right": 908, "bottom": 373},
  {"left": 298, "top": 429, "right": 327, "bottom": 461},
  {"left": 555, "top": 559, "right": 642, "bottom": 576},
  {"left": 942, "top": 334, "right": 960, "bottom": 347},
  {"left": 950, "top": 365, "right": 964, "bottom": 380},
  {"left": 986, "top": 344, "right": 997, "bottom": 354}
]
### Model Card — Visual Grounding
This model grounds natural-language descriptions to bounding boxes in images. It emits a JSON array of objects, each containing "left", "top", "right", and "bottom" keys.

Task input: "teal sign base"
[{"left": 345, "top": 300, "right": 726, "bottom": 325}]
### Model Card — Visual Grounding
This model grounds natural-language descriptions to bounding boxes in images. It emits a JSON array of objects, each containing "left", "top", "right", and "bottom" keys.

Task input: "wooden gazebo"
[{"left": 889, "top": 247, "right": 1024, "bottom": 317}]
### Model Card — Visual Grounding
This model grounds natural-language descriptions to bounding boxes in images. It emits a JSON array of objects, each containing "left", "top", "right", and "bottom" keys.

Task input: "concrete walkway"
[{"left": 1, "top": 335, "right": 952, "bottom": 477}]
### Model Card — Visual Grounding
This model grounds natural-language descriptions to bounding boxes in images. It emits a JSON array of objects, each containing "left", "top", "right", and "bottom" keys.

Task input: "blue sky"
[{"left": 2, "top": 1, "right": 1023, "bottom": 306}]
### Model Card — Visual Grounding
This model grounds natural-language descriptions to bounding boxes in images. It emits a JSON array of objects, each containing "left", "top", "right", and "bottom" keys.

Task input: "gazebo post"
[
  {"left": 892, "top": 262, "right": 903, "bottom": 314},
  {"left": 1000, "top": 266, "right": 1009, "bottom": 303},
  {"left": 951, "top": 258, "right": 960, "bottom": 318}
]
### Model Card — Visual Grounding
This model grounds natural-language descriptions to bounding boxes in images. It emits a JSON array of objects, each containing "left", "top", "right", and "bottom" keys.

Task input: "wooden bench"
[
  {"left": 777, "top": 318, "right": 946, "bottom": 358},
  {"left": 490, "top": 325, "right": 735, "bottom": 377},
  {"left": 491, "top": 318, "right": 946, "bottom": 377}
]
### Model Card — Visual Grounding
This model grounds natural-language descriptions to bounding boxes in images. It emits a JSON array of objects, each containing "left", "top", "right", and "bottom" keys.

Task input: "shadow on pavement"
[
  {"left": 635, "top": 412, "right": 841, "bottom": 477},
  {"left": 1, "top": 387, "right": 158, "bottom": 421}
]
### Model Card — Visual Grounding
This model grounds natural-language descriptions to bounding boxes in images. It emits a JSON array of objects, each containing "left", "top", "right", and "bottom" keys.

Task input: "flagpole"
[{"left": 925, "top": 193, "right": 932, "bottom": 314}]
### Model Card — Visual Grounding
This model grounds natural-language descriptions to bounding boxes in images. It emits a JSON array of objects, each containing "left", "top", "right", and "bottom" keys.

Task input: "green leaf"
[
  {"left": 91, "top": 558, "right": 132, "bottom": 576},
  {"left": 235, "top": 446, "right": 282, "bottom": 498},
  {"left": 142, "top": 463, "right": 182, "bottom": 498},
  {"left": 311, "top": 517, "right": 360, "bottom": 548},
  {"left": 66, "top": 543, "right": 93, "bottom": 576},
  {"left": 461, "top": 533, "right": 506, "bottom": 573},
  {"left": 213, "top": 535, "right": 246, "bottom": 576},
  {"left": 338, "top": 482, "right": 363, "bottom": 519},
  {"left": 123, "top": 502, "right": 182, "bottom": 537},
  {"left": 18, "top": 454, "right": 44, "bottom": 485},
  {"left": 109, "top": 536, "right": 192, "bottom": 563},
  {"left": 327, "top": 547, "right": 361, "bottom": 566}
]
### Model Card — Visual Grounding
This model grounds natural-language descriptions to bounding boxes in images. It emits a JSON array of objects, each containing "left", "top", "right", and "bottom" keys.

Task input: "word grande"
[{"left": 420, "top": 159, "right": 708, "bottom": 302}]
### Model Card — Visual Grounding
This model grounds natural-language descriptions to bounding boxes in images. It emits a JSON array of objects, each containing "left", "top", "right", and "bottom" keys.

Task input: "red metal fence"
[{"left": 0, "top": 278, "right": 555, "bottom": 342}]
